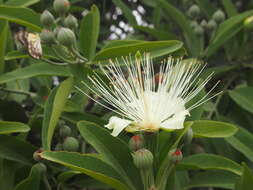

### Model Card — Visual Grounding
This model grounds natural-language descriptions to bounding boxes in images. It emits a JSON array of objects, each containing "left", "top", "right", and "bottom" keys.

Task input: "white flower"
[{"left": 77, "top": 54, "right": 216, "bottom": 136}]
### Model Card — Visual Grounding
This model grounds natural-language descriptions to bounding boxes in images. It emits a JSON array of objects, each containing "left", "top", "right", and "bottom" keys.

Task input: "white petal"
[
  {"left": 105, "top": 116, "right": 132, "bottom": 136},
  {"left": 160, "top": 110, "right": 190, "bottom": 130}
]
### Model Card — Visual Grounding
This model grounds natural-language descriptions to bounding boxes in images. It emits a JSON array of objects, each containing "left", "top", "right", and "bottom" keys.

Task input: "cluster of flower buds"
[{"left": 40, "top": 0, "right": 78, "bottom": 48}]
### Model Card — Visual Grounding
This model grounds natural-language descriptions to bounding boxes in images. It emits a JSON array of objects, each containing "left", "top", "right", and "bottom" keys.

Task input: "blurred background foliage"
[{"left": 1, "top": 0, "right": 253, "bottom": 190}]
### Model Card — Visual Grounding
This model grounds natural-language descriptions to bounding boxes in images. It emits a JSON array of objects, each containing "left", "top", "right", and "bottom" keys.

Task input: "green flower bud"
[
  {"left": 206, "top": 19, "right": 217, "bottom": 31},
  {"left": 190, "top": 20, "right": 198, "bottom": 29},
  {"left": 55, "top": 143, "right": 63, "bottom": 151},
  {"left": 133, "top": 148, "right": 153, "bottom": 170},
  {"left": 57, "top": 27, "right": 76, "bottom": 47},
  {"left": 64, "top": 14, "right": 78, "bottom": 29},
  {"left": 213, "top": 10, "right": 225, "bottom": 23},
  {"left": 194, "top": 25, "right": 204, "bottom": 36},
  {"left": 40, "top": 10, "right": 55, "bottom": 27},
  {"left": 168, "top": 149, "right": 183, "bottom": 163},
  {"left": 59, "top": 125, "right": 72, "bottom": 138},
  {"left": 200, "top": 19, "right": 207, "bottom": 28},
  {"left": 63, "top": 137, "right": 79, "bottom": 151},
  {"left": 53, "top": 0, "right": 70, "bottom": 15},
  {"left": 34, "top": 163, "right": 47, "bottom": 173},
  {"left": 40, "top": 29, "right": 55, "bottom": 44},
  {"left": 129, "top": 134, "right": 144, "bottom": 151},
  {"left": 188, "top": 4, "right": 200, "bottom": 18},
  {"left": 244, "top": 16, "right": 253, "bottom": 30}
]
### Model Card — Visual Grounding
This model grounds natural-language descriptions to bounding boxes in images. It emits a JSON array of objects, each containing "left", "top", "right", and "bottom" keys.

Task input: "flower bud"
[
  {"left": 244, "top": 16, "right": 253, "bottom": 30},
  {"left": 133, "top": 148, "right": 153, "bottom": 170},
  {"left": 59, "top": 125, "right": 72, "bottom": 138},
  {"left": 129, "top": 134, "right": 144, "bottom": 151},
  {"left": 34, "top": 163, "right": 47, "bottom": 173},
  {"left": 53, "top": 0, "right": 70, "bottom": 15},
  {"left": 64, "top": 14, "right": 78, "bottom": 29},
  {"left": 168, "top": 149, "right": 183, "bottom": 163},
  {"left": 40, "top": 29, "right": 55, "bottom": 44},
  {"left": 57, "top": 27, "right": 76, "bottom": 47},
  {"left": 55, "top": 143, "right": 63, "bottom": 151},
  {"left": 63, "top": 137, "right": 79, "bottom": 151},
  {"left": 193, "top": 25, "right": 204, "bottom": 36},
  {"left": 190, "top": 21, "right": 198, "bottom": 29},
  {"left": 213, "top": 10, "right": 225, "bottom": 23},
  {"left": 33, "top": 148, "right": 43, "bottom": 161},
  {"left": 206, "top": 19, "right": 217, "bottom": 31},
  {"left": 200, "top": 19, "right": 207, "bottom": 28},
  {"left": 185, "top": 127, "right": 193, "bottom": 145},
  {"left": 188, "top": 4, "right": 200, "bottom": 18},
  {"left": 40, "top": 10, "right": 55, "bottom": 27}
]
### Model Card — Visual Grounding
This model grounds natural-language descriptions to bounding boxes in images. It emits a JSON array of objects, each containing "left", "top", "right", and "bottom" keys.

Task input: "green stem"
[
  {"left": 69, "top": 46, "right": 88, "bottom": 62},
  {"left": 43, "top": 174, "right": 52, "bottom": 190},
  {"left": 41, "top": 57, "right": 68, "bottom": 66},
  {"left": 0, "top": 87, "right": 34, "bottom": 97}
]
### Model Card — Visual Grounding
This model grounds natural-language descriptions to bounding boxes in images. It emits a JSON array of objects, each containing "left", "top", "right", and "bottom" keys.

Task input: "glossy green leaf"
[
  {"left": 14, "top": 163, "right": 42, "bottom": 190},
  {"left": 79, "top": 5, "right": 100, "bottom": 60},
  {"left": 222, "top": 0, "right": 238, "bottom": 17},
  {"left": 229, "top": 87, "right": 253, "bottom": 114},
  {"left": 42, "top": 77, "right": 73, "bottom": 150},
  {"left": 204, "top": 10, "right": 253, "bottom": 57},
  {"left": 0, "top": 135, "right": 36, "bottom": 165},
  {"left": 112, "top": 0, "right": 137, "bottom": 25},
  {"left": 41, "top": 151, "right": 130, "bottom": 190},
  {"left": 5, "top": 0, "right": 39, "bottom": 7},
  {"left": 0, "top": 121, "right": 30, "bottom": 134},
  {"left": 159, "top": 0, "right": 201, "bottom": 56},
  {"left": 93, "top": 40, "right": 184, "bottom": 64},
  {"left": 226, "top": 127, "right": 253, "bottom": 162},
  {"left": 0, "top": 5, "right": 41, "bottom": 31},
  {"left": 103, "top": 40, "right": 144, "bottom": 49},
  {"left": 183, "top": 171, "right": 237, "bottom": 189},
  {"left": 188, "top": 120, "right": 238, "bottom": 138},
  {"left": 235, "top": 163, "right": 253, "bottom": 190},
  {"left": 178, "top": 153, "right": 242, "bottom": 175},
  {"left": 77, "top": 121, "right": 143, "bottom": 190},
  {"left": 0, "top": 21, "right": 8, "bottom": 73},
  {"left": 0, "top": 63, "right": 72, "bottom": 84}
]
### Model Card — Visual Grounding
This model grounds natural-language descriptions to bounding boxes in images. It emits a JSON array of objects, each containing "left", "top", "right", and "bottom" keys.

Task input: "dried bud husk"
[
  {"left": 40, "top": 29, "right": 55, "bottom": 44},
  {"left": 59, "top": 125, "right": 72, "bottom": 138},
  {"left": 63, "top": 137, "right": 79, "bottom": 151},
  {"left": 129, "top": 134, "right": 144, "bottom": 151},
  {"left": 40, "top": 10, "right": 55, "bottom": 27},
  {"left": 33, "top": 148, "right": 43, "bottom": 161},
  {"left": 188, "top": 4, "right": 200, "bottom": 18},
  {"left": 57, "top": 27, "right": 76, "bottom": 47},
  {"left": 213, "top": 10, "right": 225, "bottom": 23},
  {"left": 194, "top": 25, "right": 204, "bottom": 36},
  {"left": 53, "top": 0, "right": 70, "bottom": 15},
  {"left": 206, "top": 19, "right": 217, "bottom": 31},
  {"left": 64, "top": 14, "right": 78, "bottom": 29},
  {"left": 244, "top": 16, "right": 253, "bottom": 30},
  {"left": 168, "top": 149, "right": 183, "bottom": 163},
  {"left": 133, "top": 148, "right": 153, "bottom": 170}
]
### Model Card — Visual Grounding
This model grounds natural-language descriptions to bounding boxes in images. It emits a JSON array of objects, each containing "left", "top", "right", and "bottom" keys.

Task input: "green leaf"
[
  {"left": 93, "top": 40, "right": 184, "bottom": 64},
  {"left": 183, "top": 171, "right": 237, "bottom": 189},
  {"left": 42, "top": 77, "right": 73, "bottom": 150},
  {"left": 0, "top": 121, "right": 30, "bottom": 134},
  {"left": 189, "top": 120, "right": 238, "bottom": 138},
  {"left": 0, "top": 63, "right": 72, "bottom": 84},
  {"left": 0, "top": 135, "right": 36, "bottom": 165},
  {"left": 204, "top": 10, "right": 253, "bottom": 57},
  {"left": 222, "top": 0, "right": 238, "bottom": 17},
  {"left": 5, "top": 0, "right": 39, "bottom": 7},
  {"left": 235, "top": 163, "right": 253, "bottom": 190},
  {"left": 79, "top": 5, "right": 100, "bottom": 60},
  {"left": 14, "top": 163, "right": 43, "bottom": 190},
  {"left": 229, "top": 87, "right": 253, "bottom": 114},
  {"left": 178, "top": 153, "right": 242, "bottom": 175},
  {"left": 226, "top": 127, "right": 253, "bottom": 162},
  {"left": 112, "top": 0, "right": 137, "bottom": 25},
  {"left": 41, "top": 151, "right": 130, "bottom": 190},
  {"left": 77, "top": 121, "right": 143, "bottom": 190},
  {"left": 159, "top": 0, "right": 201, "bottom": 56},
  {"left": 0, "top": 20, "right": 8, "bottom": 73},
  {"left": 0, "top": 5, "right": 41, "bottom": 31},
  {"left": 57, "top": 170, "right": 81, "bottom": 182}
]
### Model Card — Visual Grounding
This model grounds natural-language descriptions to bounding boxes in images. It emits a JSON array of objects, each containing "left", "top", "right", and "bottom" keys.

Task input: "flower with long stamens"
[{"left": 77, "top": 54, "right": 217, "bottom": 137}]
